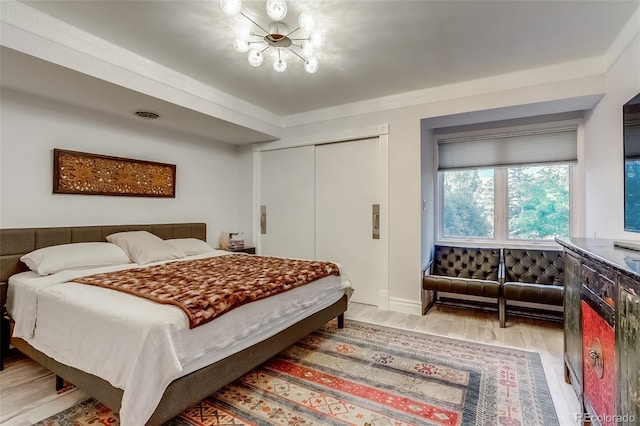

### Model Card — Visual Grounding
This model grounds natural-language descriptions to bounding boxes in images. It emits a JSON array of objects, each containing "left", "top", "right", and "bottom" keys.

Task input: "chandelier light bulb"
[
  {"left": 233, "top": 36, "right": 250, "bottom": 53},
  {"left": 273, "top": 57, "right": 288, "bottom": 72},
  {"left": 236, "top": 27, "right": 253, "bottom": 40},
  {"left": 220, "top": 0, "right": 242, "bottom": 17},
  {"left": 266, "top": 0, "right": 287, "bottom": 21},
  {"left": 298, "top": 12, "right": 316, "bottom": 32},
  {"left": 304, "top": 57, "right": 319, "bottom": 74},
  {"left": 301, "top": 41, "right": 315, "bottom": 57},
  {"left": 247, "top": 49, "right": 264, "bottom": 67},
  {"left": 309, "top": 29, "right": 324, "bottom": 48}
]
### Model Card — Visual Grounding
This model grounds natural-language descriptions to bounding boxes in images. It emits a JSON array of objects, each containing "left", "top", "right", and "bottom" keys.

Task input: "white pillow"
[
  {"left": 165, "top": 238, "right": 215, "bottom": 256},
  {"left": 20, "top": 242, "right": 132, "bottom": 276},
  {"left": 106, "top": 231, "right": 186, "bottom": 265}
]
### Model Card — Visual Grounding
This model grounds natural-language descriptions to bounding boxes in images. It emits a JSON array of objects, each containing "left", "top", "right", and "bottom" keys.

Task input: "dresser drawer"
[
  {"left": 582, "top": 263, "right": 616, "bottom": 305},
  {"left": 581, "top": 263, "right": 615, "bottom": 327}
]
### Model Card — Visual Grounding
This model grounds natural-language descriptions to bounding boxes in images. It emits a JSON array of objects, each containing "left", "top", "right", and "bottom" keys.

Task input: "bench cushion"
[
  {"left": 423, "top": 275, "right": 501, "bottom": 297},
  {"left": 502, "top": 282, "right": 564, "bottom": 305}
]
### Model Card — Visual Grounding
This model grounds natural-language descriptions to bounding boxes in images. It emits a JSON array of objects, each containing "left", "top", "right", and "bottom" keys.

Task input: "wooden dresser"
[{"left": 556, "top": 238, "right": 639, "bottom": 426}]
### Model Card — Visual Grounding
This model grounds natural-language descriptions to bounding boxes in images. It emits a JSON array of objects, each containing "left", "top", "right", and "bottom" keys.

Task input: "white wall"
[
  {"left": 584, "top": 31, "right": 640, "bottom": 240},
  {"left": 275, "top": 69, "right": 630, "bottom": 314},
  {"left": 237, "top": 144, "right": 256, "bottom": 247},
  {"left": 0, "top": 88, "right": 254, "bottom": 244}
]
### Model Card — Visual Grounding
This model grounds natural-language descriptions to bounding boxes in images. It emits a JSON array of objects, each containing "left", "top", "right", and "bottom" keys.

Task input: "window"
[
  {"left": 508, "top": 165, "right": 570, "bottom": 239},
  {"left": 442, "top": 169, "right": 494, "bottom": 239},
  {"left": 437, "top": 125, "right": 577, "bottom": 244}
]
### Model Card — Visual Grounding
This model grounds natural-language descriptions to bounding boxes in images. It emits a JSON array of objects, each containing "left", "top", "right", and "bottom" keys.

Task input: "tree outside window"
[
  {"left": 441, "top": 164, "right": 570, "bottom": 242},
  {"left": 508, "top": 165, "right": 569, "bottom": 239},
  {"left": 442, "top": 169, "right": 493, "bottom": 238}
]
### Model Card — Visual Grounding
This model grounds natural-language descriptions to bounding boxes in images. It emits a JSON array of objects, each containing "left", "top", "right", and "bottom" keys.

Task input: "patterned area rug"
[{"left": 36, "top": 320, "right": 558, "bottom": 425}]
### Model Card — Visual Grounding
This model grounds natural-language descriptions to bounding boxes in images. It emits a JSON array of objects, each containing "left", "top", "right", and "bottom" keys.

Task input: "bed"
[{"left": 0, "top": 222, "right": 350, "bottom": 425}]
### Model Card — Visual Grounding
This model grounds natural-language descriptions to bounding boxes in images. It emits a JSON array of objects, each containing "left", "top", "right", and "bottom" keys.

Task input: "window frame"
[{"left": 434, "top": 120, "right": 583, "bottom": 248}]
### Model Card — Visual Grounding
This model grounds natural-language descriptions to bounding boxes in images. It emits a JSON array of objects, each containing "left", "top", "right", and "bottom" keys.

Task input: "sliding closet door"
[
  {"left": 316, "top": 138, "right": 382, "bottom": 306},
  {"left": 259, "top": 146, "right": 315, "bottom": 259}
]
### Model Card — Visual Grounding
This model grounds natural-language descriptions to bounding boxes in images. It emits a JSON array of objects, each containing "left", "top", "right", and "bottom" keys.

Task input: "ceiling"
[
  {"left": 1, "top": 0, "right": 638, "bottom": 144},
  {"left": 0, "top": 46, "right": 277, "bottom": 145}
]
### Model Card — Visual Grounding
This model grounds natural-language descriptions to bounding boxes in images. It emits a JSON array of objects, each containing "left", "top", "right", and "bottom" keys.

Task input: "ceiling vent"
[{"left": 135, "top": 111, "right": 160, "bottom": 120}]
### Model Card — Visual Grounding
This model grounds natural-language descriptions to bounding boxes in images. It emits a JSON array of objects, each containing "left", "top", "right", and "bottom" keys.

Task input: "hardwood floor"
[{"left": 0, "top": 302, "right": 581, "bottom": 425}]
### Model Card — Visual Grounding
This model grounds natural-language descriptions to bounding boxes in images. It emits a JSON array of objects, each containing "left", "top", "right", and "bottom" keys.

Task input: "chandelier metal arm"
[
  {"left": 287, "top": 47, "right": 306, "bottom": 61},
  {"left": 284, "top": 26, "right": 301, "bottom": 38},
  {"left": 240, "top": 11, "right": 270, "bottom": 35}
]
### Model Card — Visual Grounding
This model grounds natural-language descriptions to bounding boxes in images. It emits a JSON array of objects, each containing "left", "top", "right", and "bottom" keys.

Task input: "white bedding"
[{"left": 7, "top": 250, "right": 351, "bottom": 426}]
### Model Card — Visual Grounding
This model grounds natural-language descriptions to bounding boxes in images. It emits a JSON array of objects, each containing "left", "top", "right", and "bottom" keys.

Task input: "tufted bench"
[
  {"left": 423, "top": 245, "right": 501, "bottom": 318},
  {"left": 500, "top": 248, "right": 564, "bottom": 328}
]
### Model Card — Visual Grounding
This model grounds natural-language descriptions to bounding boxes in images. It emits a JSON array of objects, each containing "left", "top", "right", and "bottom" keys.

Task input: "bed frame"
[{"left": 0, "top": 223, "right": 347, "bottom": 425}]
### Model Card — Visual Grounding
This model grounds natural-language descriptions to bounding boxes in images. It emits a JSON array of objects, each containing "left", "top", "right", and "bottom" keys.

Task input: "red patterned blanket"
[{"left": 73, "top": 254, "right": 340, "bottom": 328}]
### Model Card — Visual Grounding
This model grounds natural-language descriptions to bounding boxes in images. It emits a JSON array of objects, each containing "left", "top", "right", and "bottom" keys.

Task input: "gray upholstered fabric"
[
  {"left": 0, "top": 223, "right": 206, "bottom": 282},
  {"left": 432, "top": 245, "right": 500, "bottom": 281}
]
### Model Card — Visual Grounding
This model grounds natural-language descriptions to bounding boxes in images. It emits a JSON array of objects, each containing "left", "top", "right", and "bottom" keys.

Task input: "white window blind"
[{"left": 438, "top": 128, "right": 577, "bottom": 170}]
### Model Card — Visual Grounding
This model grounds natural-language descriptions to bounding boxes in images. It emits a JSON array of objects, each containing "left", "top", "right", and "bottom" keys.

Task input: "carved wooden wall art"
[{"left": 53, "top": 149, "right": 176, "bottom": 197}]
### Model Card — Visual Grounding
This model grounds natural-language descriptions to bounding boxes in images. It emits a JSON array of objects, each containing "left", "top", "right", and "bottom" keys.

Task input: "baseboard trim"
[{"left": 388, "top": 297, "right": 422, "bottom": 315}]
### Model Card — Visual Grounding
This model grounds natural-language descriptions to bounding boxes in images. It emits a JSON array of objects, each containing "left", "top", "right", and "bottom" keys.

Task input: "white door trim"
[
  {"left": 254, "top": 124, "right": 389, "bottom": 152},
  {"left": 378, "top": 132, "right": 389, "bottom": 310},
  {"left": 253, "top": 124, "right": 390, "bottom": 310}
]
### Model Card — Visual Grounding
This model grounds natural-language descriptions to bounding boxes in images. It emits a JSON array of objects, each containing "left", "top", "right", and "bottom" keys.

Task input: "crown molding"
[
  {"left": 603, "top": 3, "right": 640, "bottom": 73},
  {"left": 0, "top": 1, "right": 283, "bottom": 137},
  {"left": 281, "top": 56, "right": 607, "bottom": 128},
  {"left": 254, "top": 124, "right": 389, "bottom": 152}
]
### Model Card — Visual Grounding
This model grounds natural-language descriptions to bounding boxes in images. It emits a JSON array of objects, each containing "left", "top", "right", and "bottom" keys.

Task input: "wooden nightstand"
[{"left": 225, "top": 247, "right": 256, "bottom": 254}]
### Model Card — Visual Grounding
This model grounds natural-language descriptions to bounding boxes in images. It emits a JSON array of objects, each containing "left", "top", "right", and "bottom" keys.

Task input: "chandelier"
[{"left": 220, "top": 0, "right": 323, "bottom": 73}]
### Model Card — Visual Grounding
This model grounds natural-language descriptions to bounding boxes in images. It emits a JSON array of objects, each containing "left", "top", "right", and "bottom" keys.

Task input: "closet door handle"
[
  {"left": 372, "top": 204, "right": 380, "bottom": 239},
  {"left": 260, "top": 205, "right": 267, "bottom": 234}
]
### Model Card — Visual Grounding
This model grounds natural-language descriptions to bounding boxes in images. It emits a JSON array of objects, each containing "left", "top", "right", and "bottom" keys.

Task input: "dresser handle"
[{"left": 588, "top": 338, "right": 604, "bottom": 379}]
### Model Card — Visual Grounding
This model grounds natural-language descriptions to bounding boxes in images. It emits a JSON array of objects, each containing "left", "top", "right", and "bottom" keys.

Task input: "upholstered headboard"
[{"left": 0, "top": 223, "right": 206, "bottom": 283}]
